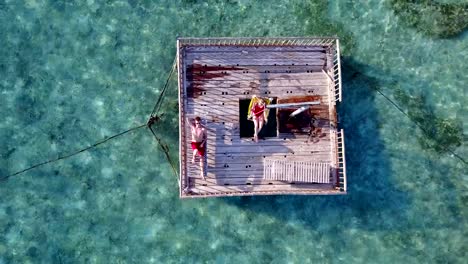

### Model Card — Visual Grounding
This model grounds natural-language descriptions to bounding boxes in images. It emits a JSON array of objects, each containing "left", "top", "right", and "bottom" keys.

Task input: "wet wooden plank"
[
  {"left": 203, "top": 132, "right": 327, "bottom": 141},
  {"left": 202, "top": 142, "right": 331, "bottom": 153},
  {"left": 188, "top": 67, "right": 327, "bottom": 75},
  {"left": 202, "top": 133, "right": 326, "bottom": 141},
  {"left": 186, "top": 105, "right": 331, "bottom": 116},
  {"left": 185, "top": 109, "right": 331, "bottom": 123},
  {"left": 187, "top": 75, "right": 328, "bottom": 84},
  {"left": 187, "top": 51, "right": 326, "bottom": 59},
  {"left": 185, "top": 49, "right": 326, "bottom": 57},
  {"left": 188, "top": 60, "right": 325, "bottom": 67},
  {"left": 186, "top": 117, "right": 332, "bottom": 128},
  {"left": 185, "top": 88, "right": 329, "bottom": 98},
  {"left": 188, "top": 69, "right": 326, "bottom": 77},
  {"left": 185, "top": 46, "right": 327, "bottom": 53},
  {"left": 185, "top": 140, "right": 333, "bottom": 152},
  {"left": 185, "top": 86, "right": 329, "bottom": 96},
  {"left": 201, "top": 137, "right": 332, "bottom": 147},
  {"left": 190, "top": 177, "right": 333, "bottom": 186},
  {"left": 197, "top": 151, "right": 332, "bottom": 159},
  {"left": 203, "top": 152, "right": 331, "bottom": 164},
  {"left": 190, "top": 182, "right": 335, "bottom": 194},
  {"left": 187, "top": 57, "right": 326, "bottom": 65},
  {"left": 187, "top": 97, "right": 327, "bottom": 105},
  {"left": 186, "top": 189, "right": 343, "bottom": 197},
  {"left": 201, "top": 168, "right": 330, "bottom": 180},
  {"left": 203, "top": 161, "right": 332, "bottom": 174},
  {"left": 187, "top": 77, "right": 329, "bottom": 87},
  {"left": 185, "top": 45, "right": 327, "bottom": 69}
]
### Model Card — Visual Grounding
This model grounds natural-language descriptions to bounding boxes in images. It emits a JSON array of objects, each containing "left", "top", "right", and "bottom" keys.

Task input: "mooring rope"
[
  {"left": 372, "top": 31, "right": 465, "bottom": 165},
  {"left": 1, "top": 124, "right": 147, "bottom": 182},
  {"left": 147, "top": 57, "right": 180, "bottom": 181},
  {"left": 372, "top": 86, "right": 467, "bottom": 166},
  {"left": 150, "top": 57, "right": 177, "bottom": 118},
  {"left": 148, "top": 125, "right": 179, "bottom": 181},
  {"left": 2, "top": 57, "right": 179, "bottom": 182}
]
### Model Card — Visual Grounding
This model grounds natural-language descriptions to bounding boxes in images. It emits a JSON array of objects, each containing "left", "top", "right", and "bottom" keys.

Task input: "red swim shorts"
[{"left": 191, "top": 142, "right": 205, "bottom": 156}]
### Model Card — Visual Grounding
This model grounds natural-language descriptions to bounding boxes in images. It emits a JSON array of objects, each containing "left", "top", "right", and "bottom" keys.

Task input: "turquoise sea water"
[{"left": 1, "top": 0, "right": 467, "bottom": 262}]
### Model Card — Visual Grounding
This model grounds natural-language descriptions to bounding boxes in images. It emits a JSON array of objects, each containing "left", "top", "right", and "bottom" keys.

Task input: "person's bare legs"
[
  {"left": 258, "top": 117, "right": 264, "bottom": 139},
  {"left": 253, "top": 116, "right": 265, "bottom": 142},
  {"left": 192, "top": 149, "right": 198, "bottom": 163},
  {"left": 199, "top": 156, "right": 205, "bottom": 180},
  {"left": 253, "top": 118, "right": 259, "bottom": 142}
]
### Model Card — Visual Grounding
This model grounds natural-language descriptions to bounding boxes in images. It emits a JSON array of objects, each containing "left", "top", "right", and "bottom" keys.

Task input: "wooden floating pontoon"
[{"left": 177, "top": 37, "right": 347, "bottom": 198}]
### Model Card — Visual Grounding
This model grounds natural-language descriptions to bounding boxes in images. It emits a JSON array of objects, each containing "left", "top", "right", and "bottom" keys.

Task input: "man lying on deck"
[{"left": 187, "top": 116, "right": 207, "bottom": 179}]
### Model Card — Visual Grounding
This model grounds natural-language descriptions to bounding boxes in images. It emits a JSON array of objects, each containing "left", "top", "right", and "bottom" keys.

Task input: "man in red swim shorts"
[{"left": 188, "top": 116, "right": 207, "bottom": 179}]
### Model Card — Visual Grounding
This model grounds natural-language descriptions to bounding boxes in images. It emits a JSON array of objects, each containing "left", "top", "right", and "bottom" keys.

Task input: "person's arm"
[
  {"left": 186, "top": 117, "right": 195, "bottom": 128},
  {"left": 201, "top": 128, "right": 207, "bottom": 146}
]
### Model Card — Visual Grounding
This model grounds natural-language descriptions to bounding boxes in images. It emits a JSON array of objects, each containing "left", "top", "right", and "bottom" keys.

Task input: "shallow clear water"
[{"left": 0, "top": 0, "right": 467, "bottom": 263}]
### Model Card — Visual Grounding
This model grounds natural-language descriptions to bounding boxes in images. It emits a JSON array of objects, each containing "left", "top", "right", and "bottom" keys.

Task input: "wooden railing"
[
  {"left": 331, "top": 39, "right": 342, "bottom": 102},
  {"left": 177, "top": 39, "right": 189, "bottom": 196},
  {"left": 177, "top": 37, "right": 338, "bottom": 47},
  {"left": 336, "top": 129, "right": 347, "bottom": 192}
]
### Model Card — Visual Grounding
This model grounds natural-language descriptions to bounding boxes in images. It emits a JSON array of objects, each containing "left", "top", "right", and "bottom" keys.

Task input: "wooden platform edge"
[
  {"left": 178, "top": 39, "right": 188, "bottom": 197},
  {"left": 177, "top": 37, "right": 346, "bottom": 198},
  {"left": 180, "top": 189, "right": 346, "bottom": 198}
]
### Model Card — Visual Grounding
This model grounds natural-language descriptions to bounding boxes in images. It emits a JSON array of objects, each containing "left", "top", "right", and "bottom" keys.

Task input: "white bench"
[{"left": 263, "top": 159, "right": 330, "bottom": 183}]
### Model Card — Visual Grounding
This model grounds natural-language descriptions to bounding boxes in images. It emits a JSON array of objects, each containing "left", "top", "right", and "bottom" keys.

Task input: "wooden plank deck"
[{"left": 179, "top": 42, "right": 342, "bottom": 198}]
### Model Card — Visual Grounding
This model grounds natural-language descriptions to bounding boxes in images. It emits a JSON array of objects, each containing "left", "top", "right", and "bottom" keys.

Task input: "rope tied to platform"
[
  {"left": 0, "top": 124, "right": 147, "bottom": 182},
  {"left": 370, "top": 84, "right": 466, "bottom": 165},
  {"left": 2, "top": 57, "right": 179, "bottom": 182},
  {"left": 146, "top": 57, "right": 180, "bottom": 181},
  {"left": 150, "top": 57, "right": 177, "bottom": 118}
]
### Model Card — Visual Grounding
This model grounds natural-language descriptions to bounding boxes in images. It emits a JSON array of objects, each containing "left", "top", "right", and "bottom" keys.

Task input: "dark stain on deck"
[
  {"left": 186, "top": 63, "right": 244, "bottom": 98},
  {"left": 277, "top": 95, "right": 327, "bottom": 133}
]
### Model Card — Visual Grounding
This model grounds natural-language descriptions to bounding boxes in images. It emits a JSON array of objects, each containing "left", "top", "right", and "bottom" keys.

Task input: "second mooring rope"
[
  {"left": 371, "top": 85, "right": 466, "bottom": 165},
  {"left": 1, "top": 124, "right": 147, "bottom": 182}
]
